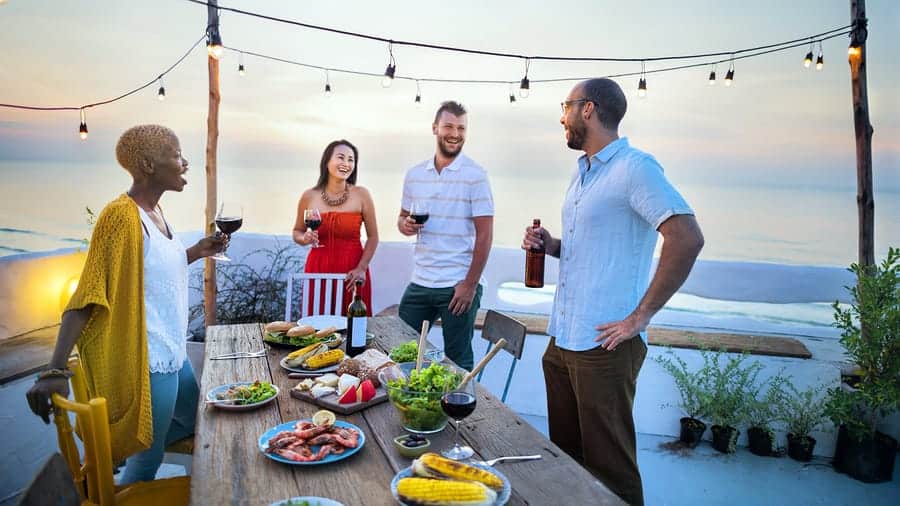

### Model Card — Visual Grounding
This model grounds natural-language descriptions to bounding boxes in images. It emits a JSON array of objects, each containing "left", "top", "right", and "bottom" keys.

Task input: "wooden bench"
[{"left": 376, "top": 304, "right": 812, "bottom": 359}]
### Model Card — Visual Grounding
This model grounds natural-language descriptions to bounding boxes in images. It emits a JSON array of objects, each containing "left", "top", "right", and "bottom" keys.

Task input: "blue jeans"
[{"left": 120, "top": 359, "right": 198, "bottom": 484}]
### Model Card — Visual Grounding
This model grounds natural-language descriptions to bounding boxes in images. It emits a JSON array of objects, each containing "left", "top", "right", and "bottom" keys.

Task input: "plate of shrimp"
[{"left": 259, "top": 419, "right": 365, "bottom": 465}]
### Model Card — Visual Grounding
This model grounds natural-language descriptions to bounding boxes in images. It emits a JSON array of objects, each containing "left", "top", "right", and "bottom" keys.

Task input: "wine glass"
[
  {"left": 441, "top": 375, "right": 476, "bottom": 460},
  {"left": 409, "top": 200, "right": 430, "bottom": 226},
  {"left": 303, "top": 208, "right": 323, "bottom": 248},
  {"left": 211, "top": 202, "right": 242, "bottom": 262}
]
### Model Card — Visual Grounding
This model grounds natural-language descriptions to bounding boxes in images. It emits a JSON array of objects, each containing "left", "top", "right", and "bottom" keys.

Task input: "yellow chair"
[{"left": 51, "top": 358, "right": 190, "bottom": 506}]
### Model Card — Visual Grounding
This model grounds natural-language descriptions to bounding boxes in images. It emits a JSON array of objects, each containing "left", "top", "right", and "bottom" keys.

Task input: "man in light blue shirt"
[{"left": 522, "top": 78, "right": 704, "bottom": 506}]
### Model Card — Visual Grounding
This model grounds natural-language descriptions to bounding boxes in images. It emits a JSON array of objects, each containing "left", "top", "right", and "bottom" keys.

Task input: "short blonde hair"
[{"left": 115, "top": 124, "right": 178, "bottom": 174}]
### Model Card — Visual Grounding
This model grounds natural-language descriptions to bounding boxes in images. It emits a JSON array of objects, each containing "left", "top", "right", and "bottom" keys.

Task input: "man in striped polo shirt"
[{"left": 397, "top": 101, "right": 494, "bottom": 371}]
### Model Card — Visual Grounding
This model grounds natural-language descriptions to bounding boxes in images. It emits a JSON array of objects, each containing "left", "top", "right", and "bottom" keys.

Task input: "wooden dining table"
[{"left": 191, "top": 315, "right": 625, "bottom": 505}]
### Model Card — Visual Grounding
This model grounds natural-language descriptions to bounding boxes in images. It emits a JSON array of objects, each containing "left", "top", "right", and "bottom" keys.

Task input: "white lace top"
[{"left": 138, "top": 206, "right": 189, "bottom": 374}]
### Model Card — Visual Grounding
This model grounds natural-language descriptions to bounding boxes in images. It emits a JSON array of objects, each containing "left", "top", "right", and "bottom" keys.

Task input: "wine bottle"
[
  {"left": 346, "top": 279, "right": 368, "bottom": 356},
  {"left": 525, "top": 218, "right": 545, "bottom": 288}
]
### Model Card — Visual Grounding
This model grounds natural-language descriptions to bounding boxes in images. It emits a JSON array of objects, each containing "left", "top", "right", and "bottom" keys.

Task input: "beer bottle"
[{"left": 525, "top": 218, "right": 545, "bottom": 288}]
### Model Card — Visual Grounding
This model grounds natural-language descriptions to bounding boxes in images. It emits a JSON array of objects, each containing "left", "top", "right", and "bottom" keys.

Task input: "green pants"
[{"left": 398, "top": 282, "right": 482, "bottom": 371}]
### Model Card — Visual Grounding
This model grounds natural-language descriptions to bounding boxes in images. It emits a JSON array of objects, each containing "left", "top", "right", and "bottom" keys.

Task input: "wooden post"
[
  {"left": 204, "top": 1, "right": 221, "bottom": 328},
  {"left": 849, "top": 0, "right": 874, "bottom": 270}
]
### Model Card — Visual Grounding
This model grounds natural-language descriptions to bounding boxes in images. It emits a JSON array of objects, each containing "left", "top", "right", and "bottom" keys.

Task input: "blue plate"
[
  {"left": 259, "top": 420, "right": 365, "bottom": 466},
  {"left": 270, "top": 497, "right": 344, "bottom": 506},
  {"left": 390, "top": 461, "right": 511, "bottom": 505}
]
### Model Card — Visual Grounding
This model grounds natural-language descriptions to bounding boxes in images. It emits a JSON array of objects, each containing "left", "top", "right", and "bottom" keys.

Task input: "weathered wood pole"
[
  {"left": 204, "top": 1, "right": 221, "bottom": 327},
  {"left": 849, "top": 0, "right": 874, "bottom": 270}
]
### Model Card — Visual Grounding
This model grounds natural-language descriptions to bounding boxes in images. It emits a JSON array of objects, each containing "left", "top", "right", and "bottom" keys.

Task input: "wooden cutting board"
[{"left": 290, "top": 386, "right": 389, "bottom": 415}]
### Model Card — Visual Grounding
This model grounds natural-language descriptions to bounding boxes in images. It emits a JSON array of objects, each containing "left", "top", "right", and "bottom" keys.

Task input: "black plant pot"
[
  {"left": 711, "top": 425, "right": 739, "bottom": 454},
  {"left": 787, "top": 433, "right": 816, "bottom": 462},
  {"left": 832, "top": 425, "right": 898, "bottom": 483},
  {"left": 679, "top": 417, "right": 706, "bottom": 448},
  {"left": 747, "top": 426, "right": 776, "bottom": 457}
]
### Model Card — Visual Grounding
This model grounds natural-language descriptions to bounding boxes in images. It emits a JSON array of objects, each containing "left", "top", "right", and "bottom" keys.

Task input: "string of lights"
[
  {"left": 0, "top": 17, "right": 858, "bottom": 140},
  {"left": 184, "top": 0, "right": 851, "bottom": 64}
]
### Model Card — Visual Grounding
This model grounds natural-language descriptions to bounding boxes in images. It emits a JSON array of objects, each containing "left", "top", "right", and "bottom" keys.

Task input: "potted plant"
[
  {"left": 745, "top": 374, "right": 788, "bottom": 457},
  {"left": 654, "top": 349, "right": 712, "bottom": 448},
  {"left": 825, "top": 247, "right": 899, "bottom": 483},
  {"left": 705, "top": 349, "right": 762, "bottom": 454},
  {"left": 779, "top": 382, "right": 828, "bottom": 462}
]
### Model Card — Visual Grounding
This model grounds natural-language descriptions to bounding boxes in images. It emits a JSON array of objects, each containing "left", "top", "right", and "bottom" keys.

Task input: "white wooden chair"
[{"left": 284, "top": 273, "right": 347, "bottom": 321}]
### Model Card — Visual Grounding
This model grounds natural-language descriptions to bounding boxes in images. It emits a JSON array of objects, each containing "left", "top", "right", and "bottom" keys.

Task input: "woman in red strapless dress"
[{"left": 292, "top": 140, "right": 379, "bottom": 316}]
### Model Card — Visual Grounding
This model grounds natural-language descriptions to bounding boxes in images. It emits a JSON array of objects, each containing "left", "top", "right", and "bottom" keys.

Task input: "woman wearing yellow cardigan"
[{"left": 26, "top": 125, "right": 227, "bottom": 484}]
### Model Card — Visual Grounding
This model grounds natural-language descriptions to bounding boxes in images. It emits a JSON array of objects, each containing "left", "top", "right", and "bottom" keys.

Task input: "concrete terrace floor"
[{"left": 2, "top": 331, "right": 897, "bottom": 505}]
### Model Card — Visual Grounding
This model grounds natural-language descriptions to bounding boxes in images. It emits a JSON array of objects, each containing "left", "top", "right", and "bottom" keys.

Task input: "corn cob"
[
  {"left": 287, "top": 342, "right": 323, "bottom": 360},
  {"left": 396, "top": 477, "right": 496, "bottom": 506},
  {"left": 302, "top": 349, "right": 345, "bottom": 369},
  {"left": 413, "top": 453, "right": 504, "bottom": 491}
]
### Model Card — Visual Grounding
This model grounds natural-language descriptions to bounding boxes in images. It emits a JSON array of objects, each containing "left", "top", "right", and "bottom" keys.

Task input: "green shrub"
[
  {"left": 745, "top": 373, "right": 789, "bottom": 432},
  {"left": 779, "top": 382, "right": 828, "bottom": 438},
  {"left": 189, "top": 241, "right": 304, "bottom": 338},
  {"left": 705, "top": 349, "right": 763, "bottom": 428},
  {"left": 654, "top": 349, "right": 712, "bottom": 420},
  {"left": 825, "top": 247, "right": 900, "bottom": 442}
]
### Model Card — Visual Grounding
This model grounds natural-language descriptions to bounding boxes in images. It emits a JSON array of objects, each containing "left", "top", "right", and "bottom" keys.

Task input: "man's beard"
[
  {"left": 566, "top": 121, "right": 586, "bottom": 150},
  {"left": 437, "top": 137, "right": 463, "bottom": 158}
]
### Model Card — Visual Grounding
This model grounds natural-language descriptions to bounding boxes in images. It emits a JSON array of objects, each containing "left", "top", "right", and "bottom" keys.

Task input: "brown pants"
[{"left": 542, "top": 336, "right": 647, "bottom": 506}]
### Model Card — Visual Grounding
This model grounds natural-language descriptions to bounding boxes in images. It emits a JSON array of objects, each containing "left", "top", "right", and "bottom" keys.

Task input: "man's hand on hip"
[
  {"left": 595, "top": 311, "right": 651, "bottom": 351},
  {"left": 448, "top": 281, "right": 477, "bottom": 316}
]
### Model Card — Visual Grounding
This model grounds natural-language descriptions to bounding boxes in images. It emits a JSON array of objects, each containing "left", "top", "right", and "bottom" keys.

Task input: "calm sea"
[{"left": 2, "top": 160, "right": 897, "bottom": 329}]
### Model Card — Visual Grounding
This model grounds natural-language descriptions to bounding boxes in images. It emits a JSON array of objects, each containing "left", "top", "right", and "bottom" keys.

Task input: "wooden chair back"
[{"left": 284, "top": 272, "right": 347, "bottom": 320}]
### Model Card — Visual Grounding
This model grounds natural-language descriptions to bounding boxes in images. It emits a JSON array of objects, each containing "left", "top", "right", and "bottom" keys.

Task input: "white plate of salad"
[{"left": 206, "top": 381, "right": 279, "bottom": 411}]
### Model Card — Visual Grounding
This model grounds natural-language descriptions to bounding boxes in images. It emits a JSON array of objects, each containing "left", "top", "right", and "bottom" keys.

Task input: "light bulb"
[
  {"left": 79, "top": 122, "right": 88, "bottom": 140},
  {"left": 158, "top": 86, "right": 166, "bottom": 101},
  {"left": 803, "top": 51, "right": 813, "bottom": 68},
  {"left": 238, "top": 64, "right": 245, "bottom": 76},
  {"left": 509, "top": 93, "right": 517, "bottom": 106},
  {"left": 382, "top": 64, "right": 395, "bottom": 88},
  {"left": 848, "top": 43, "right": 861, "bottom": 58},
  {"left": 637, "top": 78, "right": 647, "bottom": 98},
  {"left": 816, "top": 54, "right": 824, "bottom": 70},
  {"left": 708, "top": 71, "right": 716, "bottom": 86},
  {"left": 324, "top": 83, "right": 332, "bottom": 97},
  {"left": 724, "top": 69, "right": 734, "bottom": 87},
  {"left": 519, "top": 77, "right": 530, "bottom": 98},
  {"left": 415, "top": 94, "right": 421, "bottom": 105}
]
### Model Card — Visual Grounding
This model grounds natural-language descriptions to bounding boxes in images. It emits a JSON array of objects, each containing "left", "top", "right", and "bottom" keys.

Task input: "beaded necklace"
[{"left": 321, "top": 185, "right": 351, "bottom": 207}]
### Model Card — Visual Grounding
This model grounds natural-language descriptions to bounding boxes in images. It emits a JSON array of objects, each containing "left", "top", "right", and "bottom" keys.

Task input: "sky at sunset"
[{"left": 1, "top": 0, "right": 898, "bottom": 255}]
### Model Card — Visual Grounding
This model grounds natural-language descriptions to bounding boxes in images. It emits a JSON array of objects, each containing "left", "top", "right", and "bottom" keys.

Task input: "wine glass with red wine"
[
  {"left": 441, "top": 375, "right": 476, "bottom": 460},
  {"left": 303, "top": 208, "right": 323, "bottom": 248},
  {"left": 409, "top": 200, "right": 430, "bottom": 225},
  {"left": 211, "top": 202, "right": 242, "bottom": 261}
]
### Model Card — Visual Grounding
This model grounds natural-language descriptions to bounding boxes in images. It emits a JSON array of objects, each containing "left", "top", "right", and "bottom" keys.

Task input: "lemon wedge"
[{"left": 312, "top": 409, "right": 336, "bottom": 427}]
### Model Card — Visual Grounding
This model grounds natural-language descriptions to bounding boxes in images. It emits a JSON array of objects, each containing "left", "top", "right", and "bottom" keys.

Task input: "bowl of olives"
[{"left": 392, "top": 433, "right": 431, "bottom": 458}]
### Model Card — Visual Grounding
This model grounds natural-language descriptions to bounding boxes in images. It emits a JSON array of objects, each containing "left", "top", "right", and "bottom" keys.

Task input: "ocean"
[{"left": 2, "top": 160, "right": 897, "bottom": 330}]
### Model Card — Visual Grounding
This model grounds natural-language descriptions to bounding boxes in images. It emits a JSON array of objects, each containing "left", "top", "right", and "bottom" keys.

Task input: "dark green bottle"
[{"left": 346, "top": 279, "right": 368, "bottom": 356}]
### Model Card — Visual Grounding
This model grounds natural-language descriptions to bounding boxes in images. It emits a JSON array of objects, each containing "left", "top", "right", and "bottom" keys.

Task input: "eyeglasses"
[{"left": 560, "top": 98, "right": 590, "bottom": 114}]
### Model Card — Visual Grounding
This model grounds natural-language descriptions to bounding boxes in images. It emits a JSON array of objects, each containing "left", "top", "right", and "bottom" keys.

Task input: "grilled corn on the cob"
[
  {"left": 285, "top": 343, "right": 328, "bottom": 367},
  {"left": 396, "top": 477, "right": 496, "bottom": 506},
  {"left": 413, "top": 453, "right": 504, "bottom": 491},
  {"left": 302, "top": 348, "right": 345, "bottom": 369}
]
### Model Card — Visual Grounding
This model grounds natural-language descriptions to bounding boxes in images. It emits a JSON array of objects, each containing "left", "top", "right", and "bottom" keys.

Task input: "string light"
[
  {"left": 724, "top": 56, "right": 735, "bottom": 87},
  {"left": 803, "top": 40, "right": 814, "bottom": 68},
  {"left": 637, "top": 61, "right": 647, "bottom": 98},
  {"left": 157, "top": 77, "right": 166, "bottom": 101},
  {"left": 324, "top": 70, "right": 332, "bottom": 97},
  {"left": 382, "top": 42, "right": 396, "bottom": 88},
  {"left": 414, "top": 80, "right": 421, "bottom": 106},
  {"left": 519, "top": 59, "right": 530, "bottom": 98},
  {"left": 708, "top": 64, "right": 716, "bottom": 86},
  {"left": 207, "top": 23, "right": 224, "bottom": 59},
  {"left": 78, "top": 108, "right": 88, "bottom": 140},
  {"left": 816, "top": 41, "right": 824, "bottom": 70},
  {"left": 238, "top": 51, "right": 245, "bottom": 76},
  {"left": 508, "top": 84, "right": 517, "bottom": 106}
]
